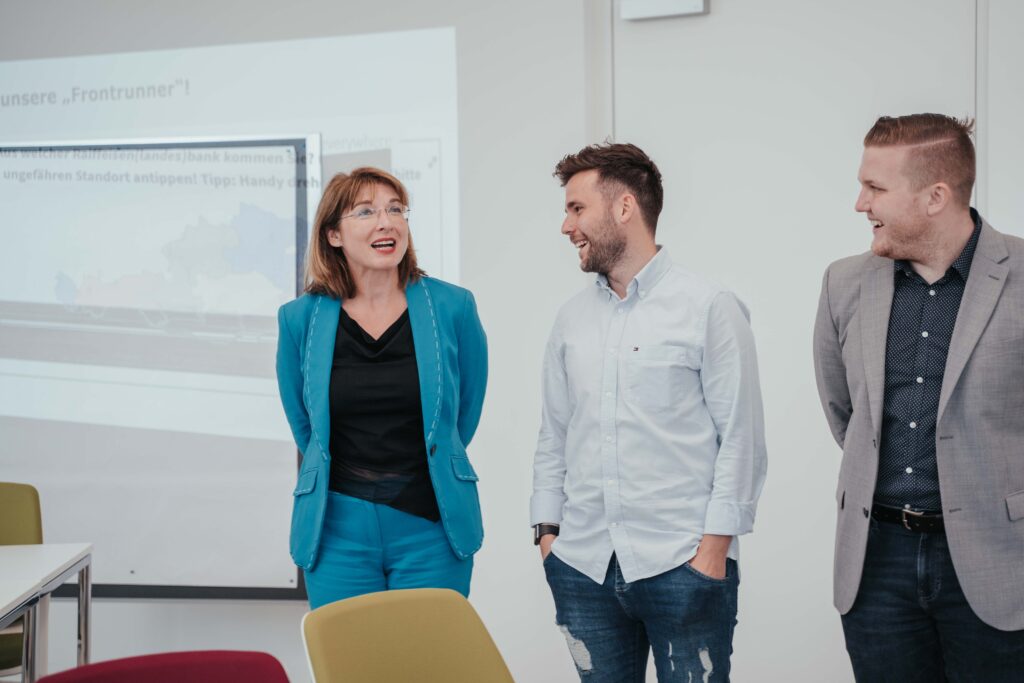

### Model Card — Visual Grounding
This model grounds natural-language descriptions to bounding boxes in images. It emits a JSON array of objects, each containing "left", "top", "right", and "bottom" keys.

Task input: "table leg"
[
  {"left": 77, "top": 564, "right": 91, "bottom": 666},
  {"left": 36, "top": 596, "right": 49, "bottom": 677},
  {"left": 20, "top": 603, "right": 37, "bottom": 683}
]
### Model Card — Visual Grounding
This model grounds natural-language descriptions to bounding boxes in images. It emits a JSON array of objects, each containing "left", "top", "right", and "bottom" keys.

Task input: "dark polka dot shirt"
[{"left": 875, "top": 210, "right": 982, "bottom": 513}]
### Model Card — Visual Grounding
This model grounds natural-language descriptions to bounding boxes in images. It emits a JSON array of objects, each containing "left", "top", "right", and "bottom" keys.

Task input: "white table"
[
  {"left": 0, "top": 544, "right": 92, "bottom": 683},
  {"left": 0, "top": 577, "right": 39, "bottom": 630}
]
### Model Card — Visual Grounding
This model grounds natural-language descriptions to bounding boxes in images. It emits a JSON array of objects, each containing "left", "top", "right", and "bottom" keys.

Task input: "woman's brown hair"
[{"left": 304, "top": 167, "right": 425, "bottom": 299}]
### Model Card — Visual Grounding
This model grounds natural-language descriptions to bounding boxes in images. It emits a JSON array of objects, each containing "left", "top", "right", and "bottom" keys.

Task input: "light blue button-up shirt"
[{"left": 531, "top": 247, "right": 767, "bottom": 583}]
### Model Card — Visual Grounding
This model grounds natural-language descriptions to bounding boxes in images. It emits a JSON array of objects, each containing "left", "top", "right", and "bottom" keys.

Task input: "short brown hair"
[
  {"left": 304, "top": 167, "right": 424, "bottom": 299},
  {"left": 554, "top": 142, "right": 664, "bottom": 234},
  {"left": 864, "top": 114, "right": 976, "bottom": 206}
]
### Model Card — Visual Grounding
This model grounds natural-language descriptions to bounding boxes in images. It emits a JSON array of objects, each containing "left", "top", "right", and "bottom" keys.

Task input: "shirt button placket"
[{"left": 601, "top": 300, "right": 627, "bottom": 545}]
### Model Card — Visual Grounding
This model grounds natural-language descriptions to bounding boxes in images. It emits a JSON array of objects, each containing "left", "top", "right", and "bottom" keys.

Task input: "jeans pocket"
[
  {"left": 544, "top": 547, "right": 563, "bottom": 565},
  {"left": 682, "top": 560, "right": 731, "bottom": 584}
]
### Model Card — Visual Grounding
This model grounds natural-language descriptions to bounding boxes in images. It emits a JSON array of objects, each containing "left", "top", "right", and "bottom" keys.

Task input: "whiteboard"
[
  {"left": 0, "top": 26, "right": 460, "bottom": 598},
  {"left": 0, "top": 137, "right": 314, "bottom": 597}
]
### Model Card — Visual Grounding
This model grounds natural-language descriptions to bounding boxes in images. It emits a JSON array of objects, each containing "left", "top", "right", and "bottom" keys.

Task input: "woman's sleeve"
[
  {"left": 455, "top": 290, "right": 488, "bottom": 446},
  {"left": 276, "top": 304, "right": 312, "bottom": 454}
]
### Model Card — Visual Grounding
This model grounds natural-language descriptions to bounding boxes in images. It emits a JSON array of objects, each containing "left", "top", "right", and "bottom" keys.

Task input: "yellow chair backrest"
[
  {"left": 0, "top": 481, "right": 43, "bottom": 545},
  {"left": 302, "top": 588, "right": 515, "bottom": 683},
  {"left": 0, "top": 481, "right": 43, "bottom": 674}
]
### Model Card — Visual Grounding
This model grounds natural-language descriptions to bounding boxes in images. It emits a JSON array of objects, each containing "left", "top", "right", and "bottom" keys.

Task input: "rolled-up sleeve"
[
  {"left": 700, "top": 292, "right": 768, "bottom": 537},
  {"left": 530, "top": 321, "right": 570, "bottom": 526}
]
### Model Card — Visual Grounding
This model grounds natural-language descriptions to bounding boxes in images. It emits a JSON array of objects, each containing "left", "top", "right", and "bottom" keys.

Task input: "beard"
[
  {"left": 871, "top": 215, "right": 931, "bottom": 261},
  {"left": 580, "top": 215, "right": 627, "bottom": 274}
]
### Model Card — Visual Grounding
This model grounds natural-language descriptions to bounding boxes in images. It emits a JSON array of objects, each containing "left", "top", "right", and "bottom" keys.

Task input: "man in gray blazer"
[{"left": 814, "top": 113, "right": 1024, "bottom": 682}]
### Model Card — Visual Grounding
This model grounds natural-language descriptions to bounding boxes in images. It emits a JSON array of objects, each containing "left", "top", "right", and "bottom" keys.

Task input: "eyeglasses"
[{"left": 340, "top": 205, "right": 410, "bottom": 222}]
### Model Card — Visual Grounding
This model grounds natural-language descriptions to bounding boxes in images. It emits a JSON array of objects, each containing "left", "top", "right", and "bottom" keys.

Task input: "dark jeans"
[
  {"left": 544, "top": 552, "right": 738, "bottom": 682},
  {"left": 842, "top": 518, "right": 1024, "bottom": 682}
]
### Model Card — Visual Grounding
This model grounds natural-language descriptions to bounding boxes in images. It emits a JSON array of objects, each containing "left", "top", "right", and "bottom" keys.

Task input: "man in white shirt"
[{"left": 531, "top": 142, "right": 767, "bottom": 682}]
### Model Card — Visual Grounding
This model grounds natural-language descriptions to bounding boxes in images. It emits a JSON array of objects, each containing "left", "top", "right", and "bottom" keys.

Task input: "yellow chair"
[
  {"left": 0, "top": 482, "right": 44, "bottom": 679},
  {"left": 301, "top": 588, "right": 515, "bottom": 683}
]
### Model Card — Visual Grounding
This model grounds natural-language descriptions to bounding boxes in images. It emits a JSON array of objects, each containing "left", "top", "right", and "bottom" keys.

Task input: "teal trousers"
[{"left": 303, "top": 492, "right": 473, "bottom": 609}]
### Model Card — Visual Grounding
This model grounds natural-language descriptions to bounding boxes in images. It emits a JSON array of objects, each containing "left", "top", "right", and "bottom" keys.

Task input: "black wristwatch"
[{"left": 533, "top": 523, "right": 560, "bottom": 545}]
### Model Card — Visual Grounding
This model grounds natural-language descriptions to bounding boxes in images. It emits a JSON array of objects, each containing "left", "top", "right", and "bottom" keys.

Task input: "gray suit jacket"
[{"left": 813, "top": 219, "right": 1024, "bottom": 631}]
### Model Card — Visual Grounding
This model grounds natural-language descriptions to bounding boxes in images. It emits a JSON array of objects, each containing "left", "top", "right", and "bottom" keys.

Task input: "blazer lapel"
[
  {"left": 305, "top": 295, "right": 340, "bottom": 458},
  {"left": 406, "top": 279, "right": 442, "bottom": 444},
  {"left": 938, "top": 223, "right": 1009, "bottom": 421},
  {"left": 860, "top": 259, "right": 894, "bottom": 439}
]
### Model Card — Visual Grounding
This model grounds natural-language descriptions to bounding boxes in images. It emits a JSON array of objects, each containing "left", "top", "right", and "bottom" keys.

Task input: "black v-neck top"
[{"left": 327, "top": 307, "right": 439, "bottom": 521}]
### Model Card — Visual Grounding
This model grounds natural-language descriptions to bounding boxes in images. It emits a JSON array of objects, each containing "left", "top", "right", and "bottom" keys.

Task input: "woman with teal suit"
[{"left": 276, "top": 167, "right": 487, "bottom": 609}]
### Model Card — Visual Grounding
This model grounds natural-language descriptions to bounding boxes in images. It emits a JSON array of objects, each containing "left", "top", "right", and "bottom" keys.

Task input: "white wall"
[
  {"left": 612, "top": 2, "right": 975, "bottom": 680},
  {"left": 3, "top": 1, "right": 1020, "bottom": 682},
  {"left": 980, "top": 0, "right": 1024, "bottom": 233}
]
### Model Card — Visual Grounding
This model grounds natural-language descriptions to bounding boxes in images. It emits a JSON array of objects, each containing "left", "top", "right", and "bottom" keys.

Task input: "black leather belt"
[{"left": 871, "top": 504, "right": 944, "bottom": 533}]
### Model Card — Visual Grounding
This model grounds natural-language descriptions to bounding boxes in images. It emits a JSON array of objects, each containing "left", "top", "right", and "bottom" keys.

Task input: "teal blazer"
[{"left": 276, "top": 277, "right": 488, "bottom": 570}]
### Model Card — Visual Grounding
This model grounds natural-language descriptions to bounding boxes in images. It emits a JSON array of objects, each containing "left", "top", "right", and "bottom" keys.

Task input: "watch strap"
[{"left": 533, "top": 523, "right": 560, "bottom": 545}]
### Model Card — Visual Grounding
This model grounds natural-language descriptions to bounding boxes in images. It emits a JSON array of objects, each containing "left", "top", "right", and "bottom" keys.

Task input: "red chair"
[{"left": 36, "top": 650, "right": 290, "bottom": 683}]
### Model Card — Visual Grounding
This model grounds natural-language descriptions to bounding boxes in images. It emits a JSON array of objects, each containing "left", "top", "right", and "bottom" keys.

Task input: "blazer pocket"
[
  {"left": 293, "top": 468, "right": 318, "bottom": 496},
  {"left": 1006, "top": 490, "right": 1024, "bottom": 522},
  {"left": 451, "top": 456, "right": 480, "bottom": 482}
]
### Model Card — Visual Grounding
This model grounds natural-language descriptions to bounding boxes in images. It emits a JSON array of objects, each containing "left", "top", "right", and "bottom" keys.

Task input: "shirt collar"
[
  {"left": 893, "top": 208, "right": 982, "bottom": 282},
  {"left": 949, "top": 208, "right": 982, "bottom": 280},
  {"left": 595, "top": 246, "right": 672, "bottom": 299}
]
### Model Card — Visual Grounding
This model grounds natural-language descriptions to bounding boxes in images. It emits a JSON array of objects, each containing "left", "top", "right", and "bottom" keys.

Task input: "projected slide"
[
  {"left": 0, "top": 143, "right": 302, "bottom": 429},
  {"left": 0, "top": 28, "right": 459, "bottom": 597},
  {"left": 0, "top": 139, "right": 311, "bottom": 591}
]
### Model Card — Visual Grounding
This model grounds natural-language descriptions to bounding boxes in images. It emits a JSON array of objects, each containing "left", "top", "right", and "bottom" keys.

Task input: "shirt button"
[
  {"left": 605, "top": 436, "right": 613, "bottom": 442},
  {"left": 909, "top": 422, "right": 917, "bottom": 429},
  {"left": 606, "top": 479, "right": 615, "bottom": 485},
  {"left": 610, "top": 522, "right": 619, "bottom": 528},
  {"left": 906, "top": 467, "right": 914, "bottom": 474},
  {"left": 605, "top": 391, "right": 613, "bottom": 397},
  {"left": 917, "top": 377, "right": 924, "bottom": 383},
  {"left": 929, "top": 289, "right": 936, "bottom": 296},
  {"left": 921, "top": 331, "right": 929, "bottom": 338}
]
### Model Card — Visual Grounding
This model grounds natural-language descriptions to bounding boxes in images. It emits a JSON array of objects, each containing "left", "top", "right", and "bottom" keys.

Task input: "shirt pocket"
[{"left": 625, "top": 345, "right": 701, "bottom": 413}]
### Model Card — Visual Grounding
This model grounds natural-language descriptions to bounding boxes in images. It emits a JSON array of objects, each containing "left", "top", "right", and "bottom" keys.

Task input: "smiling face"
[
  {"left": 327, "top": 182, "right": 409, "bottom": 277},
  {"left": 562, "top": 169, "right": 626, "bottom": 274},
  {"left": 855, "top": 145, "right": 932, "bottom": 260}
]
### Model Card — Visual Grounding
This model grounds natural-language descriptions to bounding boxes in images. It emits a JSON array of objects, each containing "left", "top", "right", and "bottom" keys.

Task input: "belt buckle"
[{"left": 901, "top": 507, "right": 924, "bottom": 530}]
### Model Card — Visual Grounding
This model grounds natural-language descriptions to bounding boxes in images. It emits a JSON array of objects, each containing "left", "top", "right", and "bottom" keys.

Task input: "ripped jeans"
[{"left": 544, "top": 553, "right": 738, "bottom": 682}]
